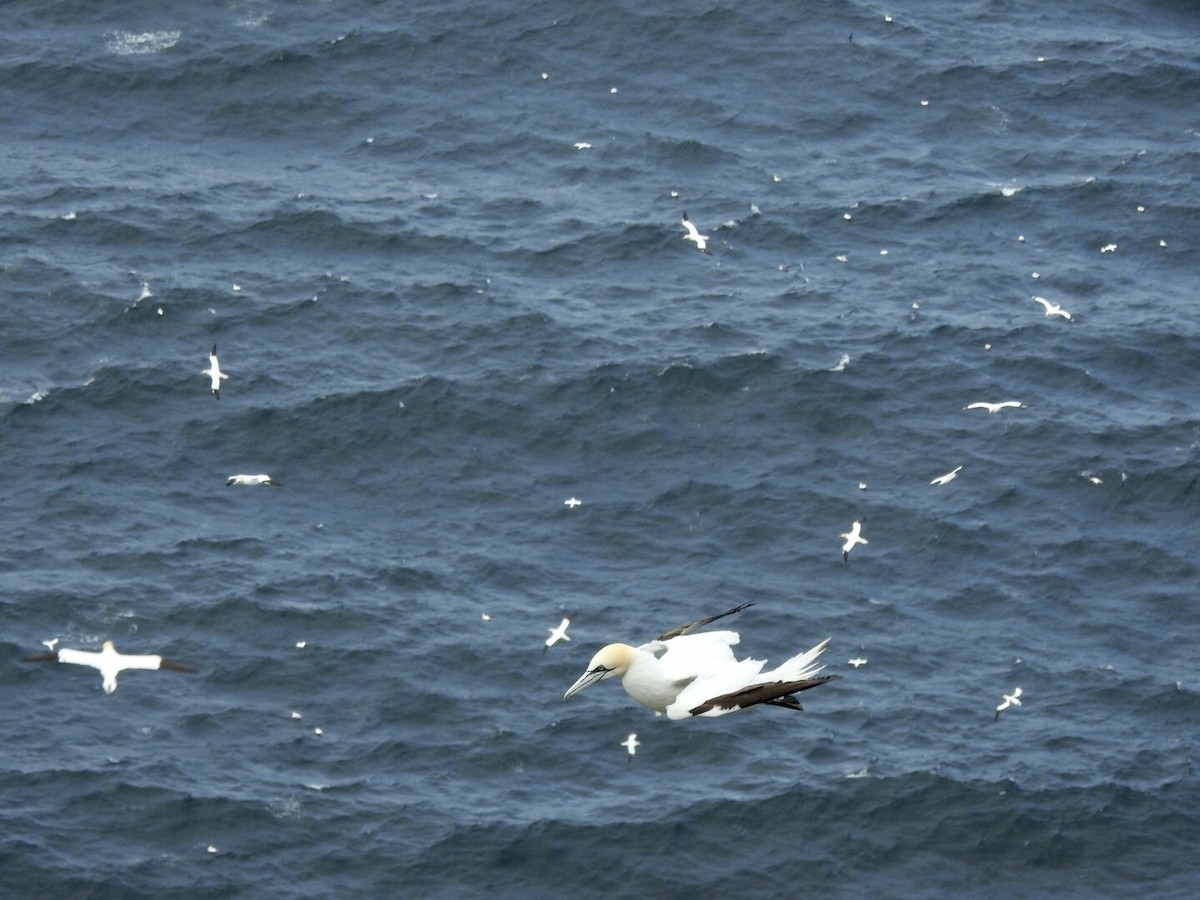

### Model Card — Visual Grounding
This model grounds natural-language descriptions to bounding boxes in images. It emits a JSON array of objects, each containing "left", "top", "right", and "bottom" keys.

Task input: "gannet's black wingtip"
[
  {"left": 655, "top": 600, "right": 755, "bottom": 642},
  {"left": 687, "top": 673, "right": 840, "bottom": 717}
]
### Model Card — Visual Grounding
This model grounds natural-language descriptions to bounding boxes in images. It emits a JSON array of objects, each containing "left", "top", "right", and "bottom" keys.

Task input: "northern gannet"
[
  {"left": 22, "top": 640, "right": 196, "bottom": 694},
  {"left": 563, "top": 497, "right": 582, "bottom": 508},
  {"left": 840, "top": 518, "right": 868, "bottom": 562},
  {"left": 203, "top": 345, "right": 229, "bottom": 398},
  {"left": 621, "top": 733, "right": 640, "bottom": 757},
  {"left": 681, "top": 212, "right": 710, "bottom": 253},
  {"left": 544, "top": 613, "right": 575, "bottom": 653},
  {"left": 964, "top": 401, "right": 1025, "bottom": 413},
  {"left": 930, "top": 465, "right": 964, "bottom": 486},
  {"left": 1032, "top": 296, "right": 1072, "bottom": 321},
  {"left": 995, "top": 687, "right": 1023, "bottom": 721},
  {"left": 563, "top": 603, "right": 838, "bottom": 719},
  {"left": 227, "top": 474, "right": 281, "bottom": 486}
]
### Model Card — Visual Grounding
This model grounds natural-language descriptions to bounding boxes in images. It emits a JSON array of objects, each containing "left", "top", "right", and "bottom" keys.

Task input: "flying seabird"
[
  {"left": 964, "top": 401, "right": 1025, "bottom": 413},
  {"left": 22, "top": 640, "right": 196, "bottom": 694},
  {"left": 563, "top": 497, "right": 582, "bottom": 508},
  {"left": 227, "top": 474, "right": 281, "bottom": 487},
  {"left": 544, "top": 614, "right": 575, "bottom": 654},
  {"left": 621, "top": 733, "right": 640, "bottom": 757},
  {"left": 995, "top": 687, "right": 1023, "bottom": 721},
  {"left": 840, "top": 518, "right": 868, "bottom": 562},
  {"left": 681, "top": 212, "right": 710, "bottom": 253},
  {"left": 1032, "top": 296, "right": 1072, "bottom": 321},
  {"left": 930, "top": 465, "right": 964, "bottom": 486},
  {"left": 563, "top": 603, "right": 838, "bottom": 719},
  {"left": 203, "top": 345, "right": 229, "bottom": 398},
  {"left": 848, "top": 658, "right": 868, "bottom": 668}
]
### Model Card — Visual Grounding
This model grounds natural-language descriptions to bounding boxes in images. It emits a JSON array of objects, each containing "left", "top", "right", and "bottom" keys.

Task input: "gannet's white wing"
[
  {"left": 666, "top": 637, "right": 834, "bottom": 719},
  {"left": 117, "top": 652, "right": 170, "bottom": 671},
  {"left": 55, "top": 648, "right": 101, "bottom": 668},
  {"left": 640, "top": 630, "right": 741, "bottom": 681},
  {"left": 667, "top": 656, "right": 766, "bottom": 719}
]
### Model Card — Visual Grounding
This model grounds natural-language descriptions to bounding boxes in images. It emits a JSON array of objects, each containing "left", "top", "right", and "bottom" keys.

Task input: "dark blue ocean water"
[{"left": 2, "top": 1, "right": 1198, "bottom": 896}]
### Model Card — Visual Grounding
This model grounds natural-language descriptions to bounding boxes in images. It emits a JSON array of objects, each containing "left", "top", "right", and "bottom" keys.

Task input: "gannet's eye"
[{"left": 591, "top": 665, "right": 610, "bottom": 675}]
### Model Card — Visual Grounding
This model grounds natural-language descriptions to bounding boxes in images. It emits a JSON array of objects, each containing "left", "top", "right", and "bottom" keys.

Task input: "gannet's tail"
[{"left": 757, "top": 637, "right": 831, "bottom": 683}]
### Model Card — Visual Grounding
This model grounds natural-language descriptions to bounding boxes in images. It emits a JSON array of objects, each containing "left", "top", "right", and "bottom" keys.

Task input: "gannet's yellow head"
[
  {"left": 101, "top": 640, "right": 117, "bottom": 652},
  {"left": 563, "top": 643, "right": 635, "bottom": 701}
]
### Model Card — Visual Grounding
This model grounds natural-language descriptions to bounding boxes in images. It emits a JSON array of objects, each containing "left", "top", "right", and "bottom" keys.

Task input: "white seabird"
[
  {"left": 964, "top": 401, "right": 1025, "bottom": 413},
  {"left": 995, "top": 687, "right": 1023, "bottom": 721},
  {"left": 22, "top": 640, "right": 196, "bottom": 694},
  {"left": 681, "top": 212, "right": 710, "bottom": 253},
  {"left": 203, "top": 345, "right": 229, "bottom": 398},
  {"left": 930, "top": 465, "right": 964, "bottom": 486},
  {"left": 621, "top": 733, "right": 640, "bottom": 757},
  {"left": 840, "top": 518, "right": 868, "bottom": 562},
  {"left": 563, "top": 497, "right": 582, "bottom": 508},
  {"left": 1032, "top": 296, "right": 1072, "bottom": 321},
  {"left": 848, "top": 658, "right": 868, "bottom": 668},
  {"left": 544, "top": 614, "right": 575, "bottom": 654},
  {"left": 227, "top": 474, "right": 281, "bottom": 487},
  {"left": 563, "top": 603, "right": 838, "bottom": 719}
]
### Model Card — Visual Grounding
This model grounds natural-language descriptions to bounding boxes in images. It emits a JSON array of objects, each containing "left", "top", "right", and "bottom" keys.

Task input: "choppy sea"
[{"left": 2, "top": 1, "right": 1198, "bottom": 897}]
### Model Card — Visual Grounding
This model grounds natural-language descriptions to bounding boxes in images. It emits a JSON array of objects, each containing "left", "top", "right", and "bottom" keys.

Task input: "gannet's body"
[
  {"left": 1032, "top": 296, "right": 1072, "bottom": 321},
  {"left": 203, "top": 345, "right": 229, "bottom": 398},
  {"left": 930, "top": 465, "right": 964, "bottom": 486},
  {"left": 621, "top": 733, "right": 640, "bottom": 757},
  {"left": 564, "top": 604, "right": 837, "bottom": 719},
  {"left": 995, "top": 687, "right": 1023, "bottom": 721},
  {"left": 964, "top": 401, "right": 1024, "bottom": 413},
  {"left": 543, "top": 615, "right": 574, "bottom": 654},
  {"left": 681, "top": 212, "right": 710, "bottom": 253},
  {"left": 227, "top": 474, "right": 280, "bottom": 486},
  {"left": 840, "top": 519, "right": 868, "bottom": 562},
  {"left": 22, "top": 640, "right": 196, "bottom": 694}
]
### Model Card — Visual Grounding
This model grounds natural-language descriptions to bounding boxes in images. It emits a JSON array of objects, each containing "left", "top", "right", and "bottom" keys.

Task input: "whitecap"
[{"left": 107, "top": 30, "right": 182, "bottom": 56}]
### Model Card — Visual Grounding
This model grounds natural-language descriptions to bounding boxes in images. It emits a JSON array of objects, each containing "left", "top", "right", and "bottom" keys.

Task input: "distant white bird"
[
  {"left": 227, "top": 474, "right": 281, "bottom": 487},
  {"left": 563, "top": 497, "right": 582, "bottom": 508},
  {"left": 681, "top": 212, "right": 710, "bottom": 253},
  {"left": 563, "top": 603, "right": 838, "bottom": 719},
  {"left": 840, "top": 518, "right": 868, "bottom": 562},
  {"left": 544, "top": 614, "right": 575, "bottom": 654},
  {"left": 995, "top": 687, "right": 1023, "bottom": 721},
  {"left": 1032, "top": 296, "right": 1072, "bottom": 321},
  {"left": 621, "top": 732, "right": 640, "bottom": 757},
  {"left": 203, "top": 345, "right": 229, "bottom": 398},
  {"left": 22, "top": 640, "right": 196, "bottom": 694},
  {"left": 830, "top": 353, "right": 851, "bottom": 373},
  {"left": 573, "top": 142, "right": 592, "bottom": 150},
  {"left": 964, "top": 401, "right": 1025, "bottom": 413},
  {"left": 848, "top": 658, "right": 868, "bottom": 668},
  {"left": 930, "top": 465, "right": 964, "bottom": 486}
]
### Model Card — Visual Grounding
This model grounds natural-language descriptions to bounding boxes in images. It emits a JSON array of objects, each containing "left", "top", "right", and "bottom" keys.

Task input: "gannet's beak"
[{"left": 563, "top": 666, "right": 609, "bottom": 701}]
